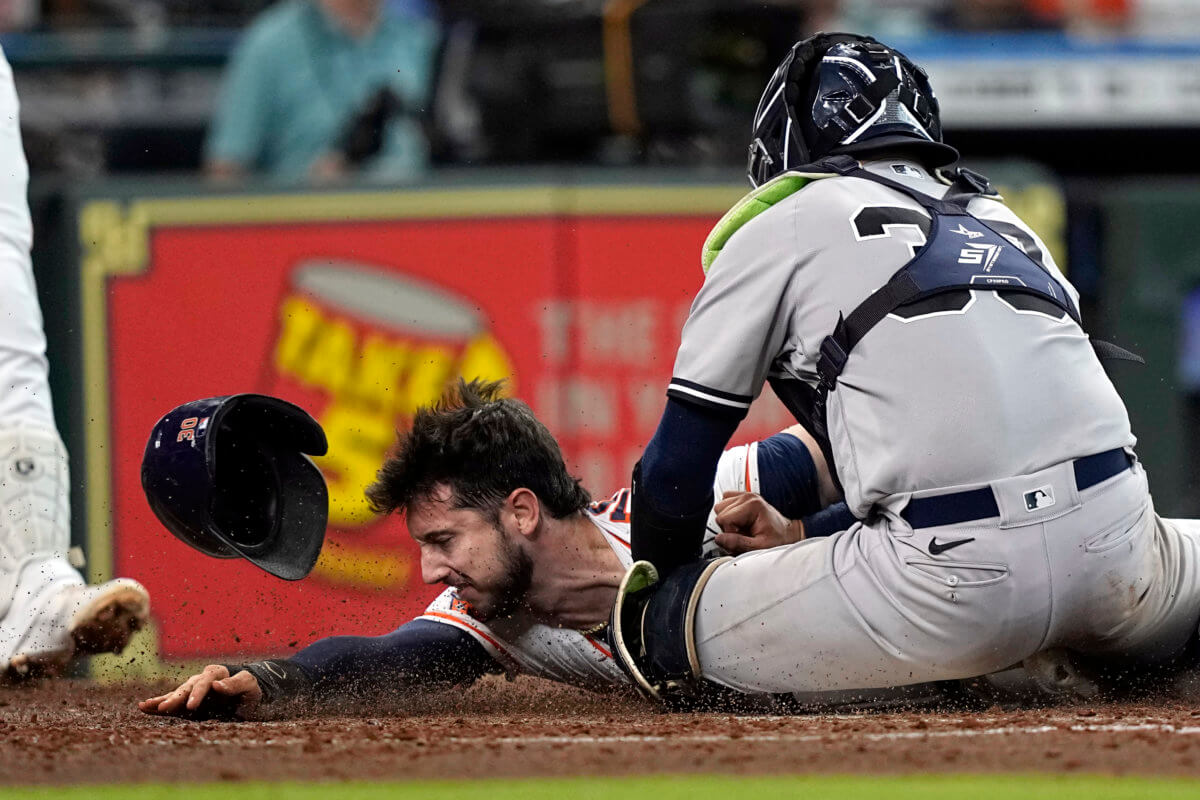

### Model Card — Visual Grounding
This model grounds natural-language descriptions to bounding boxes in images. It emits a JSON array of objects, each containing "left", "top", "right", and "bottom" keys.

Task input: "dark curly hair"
[{"left": 366, "top": 378, "right": 591, "bottom": 522}]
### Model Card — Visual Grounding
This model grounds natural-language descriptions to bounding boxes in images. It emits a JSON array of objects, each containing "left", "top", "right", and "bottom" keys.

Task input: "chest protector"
[{"left": 769, "top": 156, "right": 1141, "bottom": 492}]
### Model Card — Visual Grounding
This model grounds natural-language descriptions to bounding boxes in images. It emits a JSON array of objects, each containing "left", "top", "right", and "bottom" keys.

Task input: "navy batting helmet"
[
  {"left": 747, "top": 32, "right": 958, "bottom": 187},
  {"left": 141, "top": 394, "right": 329, "bottom": 581}
]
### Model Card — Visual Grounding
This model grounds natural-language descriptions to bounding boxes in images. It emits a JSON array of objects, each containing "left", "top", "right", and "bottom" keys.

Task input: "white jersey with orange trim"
[
  {"left": 703, "top": 440, "right": 760, "bottom": 558},
  {"left": 419, "top": 498, "right": 633, "bottom": 690},
  {"left": 417, "top": 445, "right": 755, "bottom": 691}
]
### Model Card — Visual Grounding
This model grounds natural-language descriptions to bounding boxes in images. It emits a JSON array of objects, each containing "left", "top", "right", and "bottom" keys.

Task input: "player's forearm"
[
  {"left": 285, "top": 619, "right": 498, "bottom": 702},
  {"left": 633, "top": 398, "right": 740, "bottom": 574}
]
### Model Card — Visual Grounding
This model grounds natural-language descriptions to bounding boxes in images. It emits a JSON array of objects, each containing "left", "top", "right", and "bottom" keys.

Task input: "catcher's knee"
[{"left": 609, "top": 557, "right": 731, "bottom": 708}]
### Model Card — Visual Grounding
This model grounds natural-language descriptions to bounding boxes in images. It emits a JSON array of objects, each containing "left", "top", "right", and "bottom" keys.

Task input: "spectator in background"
[
  {"left": 205, "top": 0, "right": 440, "bottom": 184},
  {"left": 1026, "top": 0, "right": 1130, "bottom": 30},
  {"left": 0, "top": 0, "right": 36, "bottom": 31}
]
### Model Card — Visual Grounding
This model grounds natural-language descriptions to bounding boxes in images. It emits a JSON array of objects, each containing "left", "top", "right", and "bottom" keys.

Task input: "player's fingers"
[
  {"left": 212, "top": 670, "right": 256, "bottom": 695},
  {"left": 140, "top": 685, "right": 187, "bottom": 704},
  {"left": 185, "top": 674, "right": 220, "bottom": 710},
  {"left": 138, "top": 693, "right": 175, "bottom": 712},
  {"left": 214, "top": 670, "right": 264, "bottom": 709},
  {"left": 715, "top": 491, "right": 751, "bottom": 511},
  {"left": 715, "top": 495, "right": 758, "bottom": 530},
  {"left": 170, "top": 665, "right": 228, "bottom": 711},
  {"left": 714, "top": 531, "right": 759, "bottom": 555},
  {"left": 142, "top": 678, "right": 196, "bottom": 714}
]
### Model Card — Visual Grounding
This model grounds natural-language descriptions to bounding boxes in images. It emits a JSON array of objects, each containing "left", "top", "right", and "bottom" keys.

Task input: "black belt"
[{"left": 901, "top": 448, "right": 1133, "bottom": 530}]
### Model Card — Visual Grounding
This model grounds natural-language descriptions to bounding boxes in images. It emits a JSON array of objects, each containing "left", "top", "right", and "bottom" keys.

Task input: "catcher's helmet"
[
  {"left": 141, "top": 394, "right": 329, "bottom": 581},
  {"left": 747, "top": 32, "right": 958, "bottom": 187}
]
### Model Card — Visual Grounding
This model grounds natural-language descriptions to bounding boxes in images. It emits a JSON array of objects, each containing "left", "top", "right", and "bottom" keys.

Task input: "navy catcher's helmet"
[
  {"left": 141, "top": 394, "right": 329, "bottom": 581},
  {"left": 747, "top": 32, "right": 958, "bottom": 187}
]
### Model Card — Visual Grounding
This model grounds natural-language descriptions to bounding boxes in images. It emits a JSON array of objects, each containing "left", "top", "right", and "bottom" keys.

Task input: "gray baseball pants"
[{"left": 694, "top": 458, "right": 1200, "bottom": 693}]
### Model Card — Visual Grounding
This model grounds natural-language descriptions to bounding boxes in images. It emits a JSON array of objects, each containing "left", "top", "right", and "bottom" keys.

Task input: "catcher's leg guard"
[{"left": 609, "top": 557, "right": 731, "bottom": 706}]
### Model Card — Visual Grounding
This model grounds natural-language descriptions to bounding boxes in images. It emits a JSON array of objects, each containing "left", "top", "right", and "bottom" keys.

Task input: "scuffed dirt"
[{"left": 4, "top": 677, "right": 1200, "bottom": 784}]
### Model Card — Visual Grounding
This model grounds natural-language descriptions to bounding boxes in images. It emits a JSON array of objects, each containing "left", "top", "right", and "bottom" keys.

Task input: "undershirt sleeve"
[
  {"left": 754, "top": 431, "right": 822, "bottom": 519},
  {"left": 287, "top": 618, "right": 502, "bottom": 700}
]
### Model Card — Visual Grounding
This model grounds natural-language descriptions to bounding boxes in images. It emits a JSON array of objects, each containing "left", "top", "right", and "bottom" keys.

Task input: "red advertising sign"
[{"left": 80, "top": 184, "right": 791, "bottom": 665}]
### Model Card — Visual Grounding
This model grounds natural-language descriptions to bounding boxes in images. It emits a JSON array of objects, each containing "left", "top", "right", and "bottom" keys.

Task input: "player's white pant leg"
[
  {"left": 0, "top": 42, "right": 71, "bottom": 621},
  {"left": 0, "top": 421, "right": 84, "bottom": 668},
  {"left": 0, "top": 47, "right": 50, "bottom": 428},
  {"left": 0, "top": 42, "right": 79, "bottom": 659},
  {"left": 0, "top": 47, "right": 148, "bottom": 675},
  {"left": 692, "top": 459, "right": 1181, "bottom": 695}
]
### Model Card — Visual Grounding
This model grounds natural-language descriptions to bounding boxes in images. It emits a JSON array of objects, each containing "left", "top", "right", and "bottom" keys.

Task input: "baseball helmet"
[
  {"left": 141, "top": 394, "right": 329, "bottom": 581},
  {"left": 747, "top": 32, "right": 958, "bottom": 187}
]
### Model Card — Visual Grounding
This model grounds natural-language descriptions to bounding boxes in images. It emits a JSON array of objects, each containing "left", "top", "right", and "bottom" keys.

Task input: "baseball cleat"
[
  {"left": 67, "top": 578, "right": 150, "bottom": 656},
  {"left": 0, "top": 576, "right": 150, "bottom": 683}
]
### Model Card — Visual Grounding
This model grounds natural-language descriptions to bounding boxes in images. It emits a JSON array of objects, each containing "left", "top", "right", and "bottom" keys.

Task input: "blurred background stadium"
[{"left": 14, "top": 0, "right": 1200, "bottom": 667}]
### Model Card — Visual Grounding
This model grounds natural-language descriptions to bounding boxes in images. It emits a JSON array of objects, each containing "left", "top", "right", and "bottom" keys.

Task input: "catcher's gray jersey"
[
  {"left": 667, "top": 160, "right": 1200, "bottom": 697},
  {"left": 671, "top": 159, "right": 1134, "bottom": 517}
]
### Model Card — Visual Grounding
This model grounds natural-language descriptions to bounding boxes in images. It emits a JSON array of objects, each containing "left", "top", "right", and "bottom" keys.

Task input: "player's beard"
[{"left": 470, "top": 527, "right": 534, "bottom": 622}]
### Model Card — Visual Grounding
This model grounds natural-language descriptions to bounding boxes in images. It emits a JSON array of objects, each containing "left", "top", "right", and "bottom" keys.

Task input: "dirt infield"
[{"left": 4, "top": 677, "right": 1200, "bottom": 784}]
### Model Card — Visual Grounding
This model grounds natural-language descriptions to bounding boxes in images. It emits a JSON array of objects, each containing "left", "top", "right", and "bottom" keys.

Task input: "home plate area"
[{"left": 4, "top": 675, "right": 1200, "bottom": 784}]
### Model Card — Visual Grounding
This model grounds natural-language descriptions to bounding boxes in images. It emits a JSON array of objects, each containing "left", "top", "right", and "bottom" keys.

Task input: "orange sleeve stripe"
[
  {"left": 586, "top": 636, "right": 613, "bottom": 658},
  {"left": 421, "top": 611, "right": 511, "bottom": 658}
]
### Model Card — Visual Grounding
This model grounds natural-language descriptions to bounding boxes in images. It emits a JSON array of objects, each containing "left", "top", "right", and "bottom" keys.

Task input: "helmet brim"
[{"left": 831, "top": 135, "right": 959, "bottom": 168}]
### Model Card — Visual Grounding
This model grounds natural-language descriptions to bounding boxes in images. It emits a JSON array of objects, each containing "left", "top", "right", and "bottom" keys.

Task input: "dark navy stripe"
[
  {"left": 1074, "top": 448, "right": 1133, "bottom": 491},
  {"left": 902, "top": 448, "right": 1132, "bottom": 529},
  {"left": 666, "top": 387, "right": 750, "bottom": 415},
  {"left": 668, "top": 377, "right": 753, "bottom": 403},
  {"left": 903, "top": 486, "right": 998, "bottom": 530}
]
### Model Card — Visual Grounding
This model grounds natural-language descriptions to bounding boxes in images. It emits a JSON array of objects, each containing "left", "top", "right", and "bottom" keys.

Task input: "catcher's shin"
[{"left": 609, "top": 557, "right": 731, "bottom": 706}]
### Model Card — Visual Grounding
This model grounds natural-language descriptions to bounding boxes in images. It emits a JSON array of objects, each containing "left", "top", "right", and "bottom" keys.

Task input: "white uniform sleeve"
[
  {"left": 702, "top": 442, "right": 761, "bottom": 558},
  {"left": 418, "top": 588, "right": 519, "bottom": 674}
]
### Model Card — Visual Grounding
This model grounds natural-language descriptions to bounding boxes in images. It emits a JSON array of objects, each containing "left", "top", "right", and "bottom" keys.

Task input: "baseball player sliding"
[
  {"left": 139, "top": 380, "right": 856, "bottom": 718},
  {"left": 0, "top": 45, "right": 149, "bottom": 680}
]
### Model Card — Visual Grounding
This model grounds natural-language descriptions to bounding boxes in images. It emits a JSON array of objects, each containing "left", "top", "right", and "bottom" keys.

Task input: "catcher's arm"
[{"left": 139, "top": 619, "right": 501, "bottom": 720}]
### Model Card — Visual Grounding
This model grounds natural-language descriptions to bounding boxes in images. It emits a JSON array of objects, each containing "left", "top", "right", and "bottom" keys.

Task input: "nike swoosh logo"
[{"left": 928, "top": 537, "right": 975, "bottom": 555}]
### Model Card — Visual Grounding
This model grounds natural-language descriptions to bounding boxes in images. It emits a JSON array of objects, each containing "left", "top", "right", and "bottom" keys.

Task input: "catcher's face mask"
[{"left": 141, "top": 394, "right": 329, "bottom": 580}]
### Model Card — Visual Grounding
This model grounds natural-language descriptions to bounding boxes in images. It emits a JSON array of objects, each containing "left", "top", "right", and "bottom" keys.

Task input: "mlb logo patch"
[
  {"left": 891, "top": 164, "right": 924, "bottom": 179},
  {"left": 1024, "top": 486, "right": 1056, "bottom": 512}
]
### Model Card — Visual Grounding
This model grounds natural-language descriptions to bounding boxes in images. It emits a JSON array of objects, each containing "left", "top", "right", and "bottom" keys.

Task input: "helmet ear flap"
[{"left": 907, "top": 62, "right": 942, "bottom": 141}]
